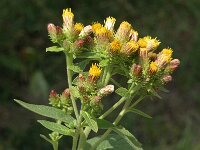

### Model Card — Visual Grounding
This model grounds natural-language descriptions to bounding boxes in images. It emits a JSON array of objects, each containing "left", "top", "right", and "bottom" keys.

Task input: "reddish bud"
[
  {"left": 75, "top": 39, "right": 85, "bottom": 48},
  {"left": 170, "top": 59, "right": 180, "bottom": 66},
  {"left": 131, "top": 64, "right": 142, "bottom": 76},
  {"left": 49, "top": 90, "right": 57, "bottom": 98},
  {"left": 56, "top": 26, "right": 63, "bottom": 36},
  {"left": 62, "top": 88, "right": 70, "bottom": 98},
  {"left": 47, "top": 23, "right": 56, "bottom": 35},
  {"left": 163, "top": 75, "right": 172, "bottom": 83},
  {"left": 94, "top": 96, "right": 102, "bottom": 103}
]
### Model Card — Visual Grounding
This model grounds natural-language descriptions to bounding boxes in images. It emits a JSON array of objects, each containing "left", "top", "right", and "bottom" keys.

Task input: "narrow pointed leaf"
[
  {"left": 82, "top": 111, "right": 98, "bottom": 133},
  {"left": 113, "top": 126, "right": 142, "bottom": 149},
  {"left": 46, "top": 46, "right": 64, "bottom": 52},
  {"left": 14, "top": 99, "right": 75, "bottom": 123},
  {"left": 38, "top": 120, "right": 75, "bottom": 136},
  {"left": 96, "top": 119, "right": 115, "bottom": 129},
  {"left": 127, "top": 108, "right": 152, "bottom": 119}
]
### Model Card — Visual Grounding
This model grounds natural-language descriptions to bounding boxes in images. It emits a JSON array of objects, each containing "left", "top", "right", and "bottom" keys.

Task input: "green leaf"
[
  {"left": 99, "top": 59, "right": 109, "bottom": 67},
  {"left": 76, "top": 59, "right": 91, "bottom": 71},
  {"left": 96, "top": 119, "right": 115, "bottom": 129},
  {"left": 68, "top": 64, "right": 82, "bottom": 73},
  {"left": 127, "top": 108, "right": 152, "bottom": 119},
  {"left": 14, "top": 99, "right": 75, "bottom": 123},
  {"left": 69, "top": 86, "right": 80, "bottom": 98},
  {"left": 82, "top": 111, "right": 98, "bottom": 133},
  {"left": 40, "top": 134, "right": 52, "bottom": 143},
  {"left": 85, "top": 134, "right": 142, "bottom": 150},
  {"left": 115, "top": 87, "right": 128, "bottom": 97},
  {"left": 38, "top": 120, "right": 75, "bottom": 136},
  {"left": 149, "top": 88, "right": 162, "bottom": 99},
  {"left": 113, "top": 126, "right": 142, "bottom": 149},
  {"left": 46, "top": 46, "right": 64, "bottom": 52}
]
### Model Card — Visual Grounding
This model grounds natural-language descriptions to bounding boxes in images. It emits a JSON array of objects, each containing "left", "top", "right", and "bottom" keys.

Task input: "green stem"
[
  {"left": 90, "top": 84, "right": 140, "bottom": 150},
  {"left": 52, "top": 141, "right": 58, "bottom": 150},
  {"left": 65, "top": 52, "right": 80, "bottom": 150},
  {"left": 65, "top": 52, "right": 79, "bottom": 120},
  {"left": 129, "top": 96, "right": 145, "bottom": 109},
  {"left": 103, "top": 68, "right": 112, "bottom": 86}
]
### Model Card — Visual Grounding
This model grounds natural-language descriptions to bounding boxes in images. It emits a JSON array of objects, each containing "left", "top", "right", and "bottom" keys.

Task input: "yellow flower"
[
  {"left": 92, "top": 22, "right": 102, "bottom": 34},
  {"left": 156, "top": 48, "right": 173, "bottom": 67},
  {"left": 138, "top": 36, "right": 160, "bottom": 50},
  {"left": 121, "top": 40, "right": 139, "bottom": 56},
  {"left": 89, "top": 63, "right": 102, "bottom": 78},
  {"left": 62, "top": 8, "right": 74, "bottom": 29},
  {"left": 74, "top": 23, "right": 84, "bottom": 34},
  {"left": 110, "top": 39, "right": 121, "bottom": 53},
  {"left": 104, "top": 16, "right": 116, "bottom": 31},
  {"left": 116, "top": 21, "right": 132, "bottom": 42},
  {"left": 149, "top": 62, "right": 158, "bottom": 73},
  {"left": 95, "top": 26, "right": 112, "bottom": 42}
]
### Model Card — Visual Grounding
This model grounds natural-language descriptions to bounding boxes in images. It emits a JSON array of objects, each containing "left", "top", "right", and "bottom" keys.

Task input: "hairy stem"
[{"left": 65, "top": 52, "right": 80, "bottom": 150}]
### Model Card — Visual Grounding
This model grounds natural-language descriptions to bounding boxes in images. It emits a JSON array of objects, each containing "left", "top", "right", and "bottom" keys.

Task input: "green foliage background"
[{"left": 0, "top": 0, "right": 200, "bottom": 149}]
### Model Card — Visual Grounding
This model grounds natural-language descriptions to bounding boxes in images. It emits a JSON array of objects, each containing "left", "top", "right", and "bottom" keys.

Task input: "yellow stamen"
[
  {"left": 138, "top": 36, "right": 160, "bottom": 50},
  {"left": 74, "top": 23, "right": 84, "bottom": 33},
  {"left": 89, "top": 63, "right": 102, "bottom": 78},
  {"left": 95, "top": 27, "right": 112, "bottom": 42},
  {"left": 150, "top": 62, "right": 158, "bottom": 73},
  {"left": 110, "top": 39, "right": 121, "bottom": 53},
  {"left": 92, "top": 22, "right": 102, "bottom": 34}
]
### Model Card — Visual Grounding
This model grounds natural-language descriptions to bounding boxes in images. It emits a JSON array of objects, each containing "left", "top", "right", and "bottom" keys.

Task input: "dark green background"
[{"left": 0, "top": 0, "right": 200, "bottom": 149}]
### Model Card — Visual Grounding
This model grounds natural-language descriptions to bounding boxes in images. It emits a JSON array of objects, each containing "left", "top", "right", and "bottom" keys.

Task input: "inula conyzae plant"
[{"left": 15, "top": 8, "right": 180, "bottom": 150}]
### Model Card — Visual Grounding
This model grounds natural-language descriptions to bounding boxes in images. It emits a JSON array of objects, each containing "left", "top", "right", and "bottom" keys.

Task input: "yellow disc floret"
[
  {"left": 74, "top": 23, "right": 84, "bottom": 34},
  {"left": 116, "top": 21, "right": 132, "bottom": 42},
  {"left": 62, "top": 8, "right": 74, "bottom": 32},
  {"left": 95, "top": 26, "right": 112, "bottom": 42},
  {"left": 110, "top": 39, "right": 121, "bottom": 53},
  {"left": 138, "top": 36, "right": 160, "bottom": 50},
  {"left": 89, "top": 63, "right": 102, "bottom": 78},
  {"left": 156, "top": 48, "right": 173, "bottom": 67},
  {"left": 92, "top": 22, "right": 102, "bottom": 34},
  {"left": 121, "top": 40, "right": 139, "bottom": 56},
  {"left": 149, "top": 62, "right": 158, "bottom": 73}
]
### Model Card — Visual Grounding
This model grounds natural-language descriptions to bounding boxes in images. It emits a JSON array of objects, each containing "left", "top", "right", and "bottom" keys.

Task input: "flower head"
[
  {"left": 74, "top": 23, "right": 84, "bottom": 34},
  {"left": 62, "top": 8, "right": 74, "bottom": 31},
  {"left": 138, "top": 36, "right": 160, "bottom": 51},
  {"left": 156, "top": 48, "right": 173, "bottom": 68},
  {"left": 121, "top": 40, "right": 139, "bottom": 56},
  {"left": 95, "top": 26, "right": 112, "bottom": 43},
  {"left": 149, "top": 61, "right": 158, "bottom": 73},
  {"left": 89, "top": 63, "right": 102, "bottom": 78},
  {"left": 79, "top": 25, "right": 93, "bottom": 38},
  {"left": 92, "top": 22, "right": 102, "bottom": 34},
  {"left": 109, "top": 39, "right": 121, "bottom": 53},
  {"left": 116, "top": 21, "right": 132, "bottom": 42},
  {"left": 104, "top": 16, "right": 116, "bottom": 31}
]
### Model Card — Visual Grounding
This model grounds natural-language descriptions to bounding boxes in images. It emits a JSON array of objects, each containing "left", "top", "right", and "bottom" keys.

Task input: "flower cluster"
[
  {"left": 49, "top": 89, "right": 73, "bottom": 114},
  {"left": 47, "top": 7, "right": 180, "bottom": 111},
  {"left": 74, "top": 64, "right": 114, "bottom": 116}
]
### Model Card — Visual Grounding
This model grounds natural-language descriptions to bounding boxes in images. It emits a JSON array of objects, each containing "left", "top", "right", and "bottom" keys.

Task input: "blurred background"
[{"left": 0, "top": 0, "right": 200, "bottom": 149}]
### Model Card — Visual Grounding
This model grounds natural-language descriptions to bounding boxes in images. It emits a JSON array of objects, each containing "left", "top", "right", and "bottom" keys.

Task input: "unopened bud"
[
  {"left": 120, "top": 40, "right": 139, "bottom": 56},
  {"left": 79, "top": 74, "right": 85, "bottom": 81},
  {"left": 56, "top": 26, "right": 63, "bottom": 36},
  {"left": 62, "top": 88, "right": 70, "bottom": 98},
  {"left": 116, "top": 21, "right": 132, "bottom": 42},
  {"left": 163, "top": 75, "right": 172, "bottom": 83},
  {"left": 79, "top": 25, "right": 92, "bottom": 38},
  {"left": 131, "top": 64, "right": 142, "bottom": 76},
  {"left": 99, "top": 85, "right": 114, "bottom": 96},
  {"left": 94, "top": 96, "right": 102, "bottom": 103},
  {"left": 49, "top": 90, "right": 57, "bottom": 98},
  {"left": 170, "top": 59, "right": 180, "bottom": 66},
  {"left": 75, "top": 39, "right": 85, "bottom": 48},
  {"left": 48, "top": 23, "right": 57, "bottom": 35}
]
